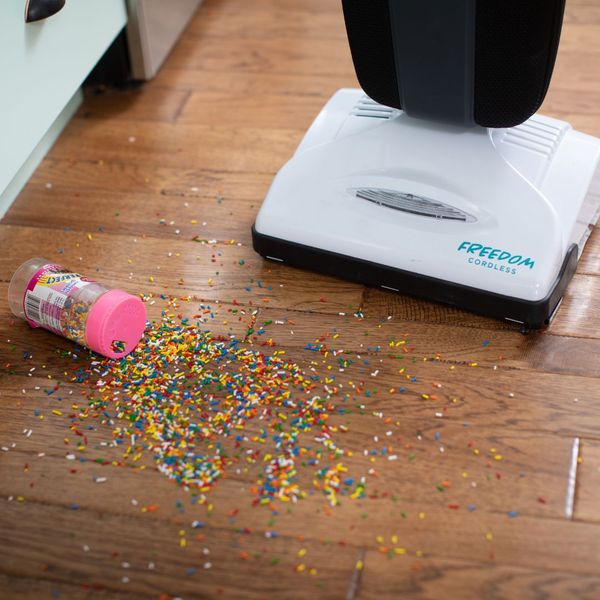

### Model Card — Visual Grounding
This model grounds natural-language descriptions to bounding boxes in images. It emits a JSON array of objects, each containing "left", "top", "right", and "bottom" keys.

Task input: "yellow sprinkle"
[
  {"left": 309, "top": 568, "right": 317, "bottom": 576},
  {"left": 391, "top": 535, "right": 398, "bottom": 545},
  {"left": 494, "top": 454, "right": 503, "bottom": 461},
  {"left": 355, "top": 560, "right": 364, "bottom": 571},
  {"left": 17, "top": 496, "right": 25, "bottom": 502},
  {"left": 149, "top": 276, "right": 155, "bottom": 283},
  {"left": 297, "top": 548, "right": 307, "bottom": 558},
  {"left": 52, "top": 410, "right": 63, "bottom": 416},
  {"left": 416, "top": 550, "right": 423, "bottom": 557},
  {"left": 418, "top": 512, "right": 426, "bottom": 520},
  {"left": 394, "top": 547, "right": 406, "bottom": 555},
  {"left": 296, "top": 564, "right": 306, "bottom": 573},
  {"left": 180, "top": 538, "right": 187, "bottom": 548},
  {"left": 87, "top": 233, "right": 93, "bottom": 241},
  {"left": 485, "top": 532, "right": 493, "bottom": 542}
]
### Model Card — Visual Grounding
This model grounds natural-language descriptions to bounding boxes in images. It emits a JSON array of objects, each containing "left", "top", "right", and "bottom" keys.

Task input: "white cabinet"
[{"left": 0, "top": 0, "right": 128, "bottom": 216}]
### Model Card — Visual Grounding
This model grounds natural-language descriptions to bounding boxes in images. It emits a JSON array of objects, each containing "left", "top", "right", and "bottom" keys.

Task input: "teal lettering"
[{"left": 519, "top": 257, "right": 535, "bottom": 269}]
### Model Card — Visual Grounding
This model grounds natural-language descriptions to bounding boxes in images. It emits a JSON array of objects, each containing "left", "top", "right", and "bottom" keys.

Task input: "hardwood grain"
[
  {"left": 358, "top": 555, "right": 600, "bottom": 600},
  {"left": 575, "top": 439, "right": 600, "bottom": 523},
  {"left": 79, "top": 87, "right": 191, "bottom": 123},
  {"left": 1, "top": 0, "right": 600, "bottom": 598}
]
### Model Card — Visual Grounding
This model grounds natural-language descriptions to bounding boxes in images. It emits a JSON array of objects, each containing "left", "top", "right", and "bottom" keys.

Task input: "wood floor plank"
[
  {"left": 4, "top": 185, "right": 261, "bottom": 245},
  {"left": 47, "top": 118, "right": 302, "bottom": 173},
  {"left": 0, "top": 575, "right": 142, "bottom": 600},
  {"left": 166, "top": 36, "right": 356, "bottom": 78},
  {"left": 574, "top": 439, "right": 600, "bottom": 523},
  {"left": 186, "top": 6, "right": 348, "bottom": 40},
  {"left": 548, "top": 274, "right": 600, "bottom": 338},
  {"left": 78, "top": 87, "right": 191, "bottom": 123},
  {"left": 0, "top": 500, "right": 357, "bottom": 600},
  {"left": 20, "top": 157, "right": 273, "bottom": 200},
  {"left": 551, "top": 54, "right": 600, "bottom": 94},
  {"left": 555, "top": 24, "right": 600, "bottom": 54},
  {"left": 579, "top": 227, "right": 600, "bottom": 276},
  {"left": 358, "top": 554, "right": 600, "bottom": 600},
  {"left": 178, "top": 91, "right": 328, "bottom": 130},
  {"left": 250, "top": 307, "right": 600, "bottom": 376},
  {"left": 0, "top": 225, "right": 365, "bottom": 315},
  {"left": 154, "top": 67, "right": 359, "bottom": 97}
]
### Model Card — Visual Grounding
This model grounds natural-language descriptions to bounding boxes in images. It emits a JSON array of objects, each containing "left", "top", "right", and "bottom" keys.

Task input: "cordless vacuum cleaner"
[{"left": 252, "top": 0, "right": 600, "bottom": 331}]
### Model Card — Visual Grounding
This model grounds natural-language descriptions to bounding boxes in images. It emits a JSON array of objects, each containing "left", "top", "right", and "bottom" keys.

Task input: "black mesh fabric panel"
[
  {"left": 341, "top": 0, "right": 401, "bottom": 109},
  {"left": 474, "top": 0, "right": 565, "bottom": 128}
]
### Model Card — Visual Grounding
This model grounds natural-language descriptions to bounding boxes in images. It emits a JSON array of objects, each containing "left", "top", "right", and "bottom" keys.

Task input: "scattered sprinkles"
[{"left": 4, "top": 240, "right": 538, "bottom": 595}]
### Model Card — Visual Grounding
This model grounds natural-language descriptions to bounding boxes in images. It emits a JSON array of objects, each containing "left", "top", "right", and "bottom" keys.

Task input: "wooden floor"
[{"left": 2, "top": 1, "right": 600, "bottom": 598}]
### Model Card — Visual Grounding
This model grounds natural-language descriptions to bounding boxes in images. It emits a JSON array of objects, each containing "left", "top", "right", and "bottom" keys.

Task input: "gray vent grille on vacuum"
[
  {"left": 352, "top": 96, "right": 399, "bottom": 119},
  {"left": 355, "top": 188, "right": 475, "bottom": 222}
]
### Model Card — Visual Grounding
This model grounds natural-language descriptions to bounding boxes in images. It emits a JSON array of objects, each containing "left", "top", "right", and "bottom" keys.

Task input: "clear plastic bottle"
[{"left": 8, "top": 258, "right": 147, "bottom": 359}]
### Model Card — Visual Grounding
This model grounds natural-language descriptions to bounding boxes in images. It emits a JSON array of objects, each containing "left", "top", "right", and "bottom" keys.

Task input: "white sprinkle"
[{"left": 565, "top": 437, "right": 580, "bottom": 519}]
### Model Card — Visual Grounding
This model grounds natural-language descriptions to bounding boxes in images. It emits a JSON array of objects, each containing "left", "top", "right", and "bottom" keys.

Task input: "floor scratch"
[
  {"left": 346, "top": 548, "right": 367, "bottom": 600},
  {"left": 565, "top": 437, "right": 581, "bottom": 519}
]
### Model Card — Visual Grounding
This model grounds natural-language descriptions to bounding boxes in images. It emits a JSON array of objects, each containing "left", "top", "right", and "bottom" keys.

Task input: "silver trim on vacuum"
[{"left": 354, "top": 188, "right": 476, "bottom": 222}]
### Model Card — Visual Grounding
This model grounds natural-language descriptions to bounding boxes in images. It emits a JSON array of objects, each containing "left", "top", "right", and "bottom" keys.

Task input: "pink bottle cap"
[{"left": 85, "top": 289, "right": 147, "bottom": 359}]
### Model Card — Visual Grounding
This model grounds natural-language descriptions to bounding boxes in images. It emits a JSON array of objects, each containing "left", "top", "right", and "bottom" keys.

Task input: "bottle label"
[{"left": 23, "top": 263, "right": 94, "bottom": 335}]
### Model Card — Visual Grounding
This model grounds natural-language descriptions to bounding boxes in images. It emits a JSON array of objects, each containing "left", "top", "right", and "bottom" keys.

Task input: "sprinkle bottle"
[{"left": 8, "top": 258, "right": 147, "bottom": 359}]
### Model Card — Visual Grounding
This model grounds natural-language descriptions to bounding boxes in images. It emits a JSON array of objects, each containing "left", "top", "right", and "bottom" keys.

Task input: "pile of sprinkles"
[{"left": 73, "top": 301, "right": 361, "bottom": 505}]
